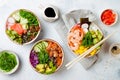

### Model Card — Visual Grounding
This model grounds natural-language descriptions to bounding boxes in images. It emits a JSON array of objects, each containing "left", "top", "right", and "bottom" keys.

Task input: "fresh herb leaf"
[
  {"left": 82, "top": 31, "right": 93, "bottom": 47},
  {"left": 19, "top": 9, "right": 39, "bottom": 26},
  {"left": 34, "top": 41, "right": 49, "bottom": 64}
]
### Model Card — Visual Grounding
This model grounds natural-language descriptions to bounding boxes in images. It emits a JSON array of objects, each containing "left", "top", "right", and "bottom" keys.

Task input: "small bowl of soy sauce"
[{"left": 42, "top": 5, "right": 59, "bottom": 22}]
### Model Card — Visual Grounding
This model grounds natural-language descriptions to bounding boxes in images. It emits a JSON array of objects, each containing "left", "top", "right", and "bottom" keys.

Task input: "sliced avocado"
[
  {"left": 52, "top": 66, "right": 57, "bottom": 72},
  {"left": 49, "top": 61, "right": 54, "bottom": 68},
  {"left": 93, "top": 38, "right": 99, "bottom": 44},
  {"left": 34, "top": 44, "right": 41, "bottom": 52},
  {"left": 90, "top": 30, "right": 95, "bottom": 35},
  {"left": 39, "top": 68, "right": 45, "bottom": 73},
  {"left": 98, "top": 33, "right": 103, "bottom": 41},
  {"left": 34, "top": 41, "right": 48, "bottom": 52},
  {"left": 36, "top": 64, "right": 45, "bottom": 73},
  {"left": 20, "top": 17, "right": 28, "bottom": 24},
  {"left": 98, "top": 34, "right": 103, "bottom": 41},
  {"left": 34, "top": 46, "right": 40, "bottom": 52},
  {"left": 92, "top": 34, "right": 96, "bottom": 38},
  {"left": 42, "top": 41, "right": 48, "bottom": 47},
  {"left": 45, "top": 67, "right": 53, "bottom": 74},
  {"left": 22, "top": 24, "right": 28, "bottom": 30},
  {"left": 44, "top": 64, "right": 48, "bottom": 68}
]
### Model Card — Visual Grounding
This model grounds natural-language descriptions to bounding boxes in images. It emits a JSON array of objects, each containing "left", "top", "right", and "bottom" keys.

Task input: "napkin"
[{"left": 54, "top": 9, "right": 98, "bottom": 69}]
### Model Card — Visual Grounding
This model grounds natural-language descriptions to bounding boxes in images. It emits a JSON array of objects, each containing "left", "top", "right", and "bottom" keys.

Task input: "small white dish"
[
  {"left": 41, "top": 5, "right": 59, "bottom": 22},
  {"left": 109, "top": 43, "right": 120, "bottom": 59},
  {"left": 0, "top": 50, "right": 19, "bottom": 74},
  {"left": 100, "top": 9, "right": 118, "bottom": 26}
]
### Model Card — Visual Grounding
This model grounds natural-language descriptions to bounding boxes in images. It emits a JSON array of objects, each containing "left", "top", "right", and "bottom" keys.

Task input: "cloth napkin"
[{"left": 54, "top": 9, "right": 98, "bottom": 69}]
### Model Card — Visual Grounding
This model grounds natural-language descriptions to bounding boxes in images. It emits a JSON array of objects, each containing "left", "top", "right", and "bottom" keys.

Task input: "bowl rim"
[
  {"left": 67, "top": 22, "right": 104, "bottom": 57},
  {"left": 100, "top": 9, "right": 118, "bottom": 26},
  {"left": 5, "top": 9, "right": 41, "bottom": 45},
  {"left": 29, "top": 38, "right": 64, "bottom": 75},
  {"left": 0, "top": 50, "right": 19, "bottom": 74}
]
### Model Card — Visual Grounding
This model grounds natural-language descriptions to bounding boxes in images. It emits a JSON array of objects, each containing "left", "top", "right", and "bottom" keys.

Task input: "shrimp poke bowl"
[
  {"left": 29, "top": 39, "right": 64, "bottom": 75},
  {"left": 6, "top": 9, "right": 41, "bottom": 45},
  {"left": 67, "top": 18, "right": 104, "bottom": 57}
]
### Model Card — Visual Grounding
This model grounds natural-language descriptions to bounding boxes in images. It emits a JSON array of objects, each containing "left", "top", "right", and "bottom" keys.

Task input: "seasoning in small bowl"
[
  {"left": 101, "top": 9, "right": 118, "bottom": 26},
  {"left": 41, "top": 5, "right": 59, "bottom": 22},
  {"left": 109, "top": 43, "right": 120, "bottom": 58}
]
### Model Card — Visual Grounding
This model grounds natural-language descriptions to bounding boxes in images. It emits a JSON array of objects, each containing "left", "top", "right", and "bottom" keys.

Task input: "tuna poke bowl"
[
  {"left": 67, "top": 18, "right": 104, "bottom": 57},
  {"left": 29, "top": 39, "right": 64, "bottom": 74},
  {"left": 6, "top": 9, "right": 41, "bottom": 45}
]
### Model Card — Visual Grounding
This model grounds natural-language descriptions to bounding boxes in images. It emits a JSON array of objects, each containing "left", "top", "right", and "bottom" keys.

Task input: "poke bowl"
[
  {"left": 0, "top": 50, "right": 19, "bottom": 74},
  {"left": 5, "top": 9, "right": 41, "bottom": 45},
  {"left": 29, "top": 39, "right": 64, "bottom": 75},
  {"left": 67, "top": 18, "right": 104, "bottom": 57}
]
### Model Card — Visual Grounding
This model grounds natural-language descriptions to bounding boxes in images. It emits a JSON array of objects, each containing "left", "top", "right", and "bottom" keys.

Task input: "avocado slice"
[
  {"left": 96, "top": 30, "right": 103, "bottom": 41},
  {"left": 49, "top": 61, "right": 54, "bottom": 68},
  {"left": 93, "top": 38, "right": 99, "bottom": 44},
  {"left": 36, "top": 64, "right": 45, "bottom": 73},
  {"left": 45, "top": 67, "right": 53, "bottom": 74}
]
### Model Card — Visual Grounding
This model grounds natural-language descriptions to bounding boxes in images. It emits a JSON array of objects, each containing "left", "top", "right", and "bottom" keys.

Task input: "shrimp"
[
  {"left": 68, "top": 24, "right": 84, "bottom": 51},
  {"left": 69, "top": 42, "right": 79, "bottom": 51}
]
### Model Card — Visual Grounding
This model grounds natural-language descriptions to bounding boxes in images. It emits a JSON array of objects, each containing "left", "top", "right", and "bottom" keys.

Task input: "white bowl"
[
  {"left": 29, "top": 39, "right": 64, "bottom": 75},
  {"left": 41, "top": 5, "right": 59, "bottom": 22},
  {"left": 109, "top": 43, "right": 120, "bottom": 59},
  {"left": 100, "top": 9, "right": 118, "bottom": 26},
  {"left": 67, "top": 22, "right": 104, "bottom": 57},
  {"left": 0, "top": 50, "right": 19, "bottom": 74},
  {"left": 5, "top": 9, "right": 41, "bottom": 45}
]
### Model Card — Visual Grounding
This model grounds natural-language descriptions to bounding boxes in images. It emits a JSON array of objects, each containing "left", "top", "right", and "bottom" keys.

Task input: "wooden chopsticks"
[{"left": 65, "top": 30, "right": 117, "bottom": 70}]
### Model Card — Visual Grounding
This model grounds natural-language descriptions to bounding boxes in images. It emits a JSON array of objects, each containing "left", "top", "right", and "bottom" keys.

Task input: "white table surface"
[{"left": 0, "top": 0, "right": 120, "bottom": 80}]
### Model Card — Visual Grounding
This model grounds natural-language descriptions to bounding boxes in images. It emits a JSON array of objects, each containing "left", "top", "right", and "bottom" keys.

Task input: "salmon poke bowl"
[
  {"left": 29, "top": 39, "right": 64, "bottom": 74},
  {"left": 5, "top": 9, "right": 41, "bottom": 45},
  {"left": 67, "top": 18, "right": 104, "bottom": 57}
]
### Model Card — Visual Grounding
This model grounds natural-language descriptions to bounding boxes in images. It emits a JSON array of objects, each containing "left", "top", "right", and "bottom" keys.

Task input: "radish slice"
[
  {"left": 81, "top": 23, "right": 88, "bottom": 33},
  {"left": 7, "top": 17, "right": 15, "bottom": 24}
]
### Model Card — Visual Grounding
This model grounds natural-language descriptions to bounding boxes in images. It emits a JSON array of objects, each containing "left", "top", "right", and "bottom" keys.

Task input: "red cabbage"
[{"left": 30, "top": 50, "right": 39, "bottom": 67}]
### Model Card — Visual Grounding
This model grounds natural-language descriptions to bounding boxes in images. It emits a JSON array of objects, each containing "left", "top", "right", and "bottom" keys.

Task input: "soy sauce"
[{"left": 45, "top": 7, "right": 56, "bottom": 17}]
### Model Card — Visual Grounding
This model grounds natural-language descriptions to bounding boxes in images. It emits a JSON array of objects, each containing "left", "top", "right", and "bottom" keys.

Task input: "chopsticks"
[{"left": 65, "top": 30, "right": 117, "bottom": 70}]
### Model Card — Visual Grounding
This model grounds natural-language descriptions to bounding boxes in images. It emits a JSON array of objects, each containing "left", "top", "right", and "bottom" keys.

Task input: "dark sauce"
[
  {"left": 45, "top": 7, "right": 56, "bottom": 17},
  {"left": 112, "top": 46, "right": 117, "bottom": 50},
  {"left": 111, "top": 46, "right": 120, "bottom": 54}
]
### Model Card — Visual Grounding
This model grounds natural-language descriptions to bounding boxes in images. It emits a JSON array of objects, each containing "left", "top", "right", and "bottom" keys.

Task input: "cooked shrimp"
[{"left": 68, "top": 24, "right": 84, "bottom": 51}]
